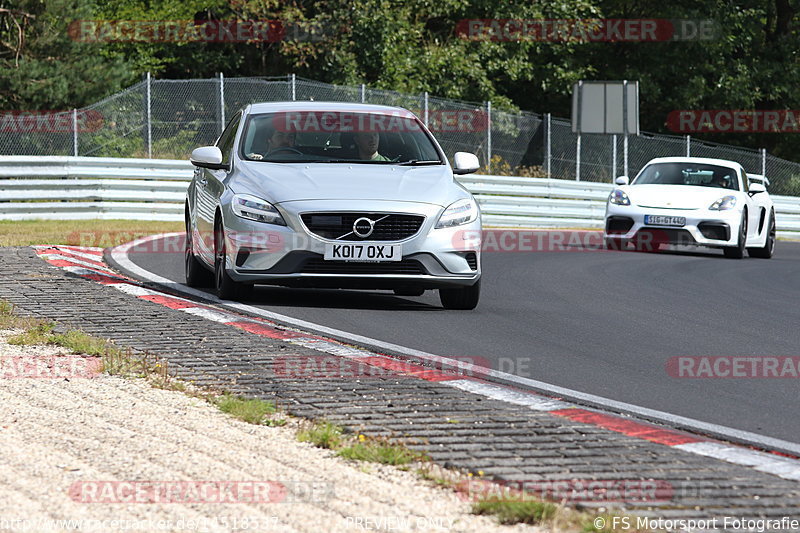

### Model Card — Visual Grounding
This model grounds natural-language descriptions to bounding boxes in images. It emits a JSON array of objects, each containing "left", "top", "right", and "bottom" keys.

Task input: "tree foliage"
[{"left": 1, "top": 0, "right": 799, "bottom": 158}]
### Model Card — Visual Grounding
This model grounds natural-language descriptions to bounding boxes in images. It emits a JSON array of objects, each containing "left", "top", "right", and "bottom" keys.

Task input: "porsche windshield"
[
  {"left": 633, "top": 163, "right": 740, "bottom": 191},
  {"left": 240, "top": 111, "right": 444, "bottom": 165}
]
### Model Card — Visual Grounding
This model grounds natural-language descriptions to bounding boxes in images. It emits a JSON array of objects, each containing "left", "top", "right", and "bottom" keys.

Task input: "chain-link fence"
[{"left": 3, "top": 74, "right": 800, "bottom": 196}]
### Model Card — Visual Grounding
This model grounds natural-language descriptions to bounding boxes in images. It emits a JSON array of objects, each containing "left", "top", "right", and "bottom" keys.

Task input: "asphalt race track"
[{"left": 124, "top": 234, "right": 800, "bottom": 445}]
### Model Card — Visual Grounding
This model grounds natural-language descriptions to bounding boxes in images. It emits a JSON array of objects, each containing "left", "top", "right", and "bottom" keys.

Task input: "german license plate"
[
  {"left": 644, "top": 215, "right": 686, "bottom": 227},
  {"left": 324, "top": 243, "right": 402, "bottom": 262}
]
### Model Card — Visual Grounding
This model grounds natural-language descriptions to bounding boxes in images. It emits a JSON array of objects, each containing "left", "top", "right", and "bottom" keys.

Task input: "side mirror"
[
  {"left": 453, "top": 152, "right": 480, "bottom": 175},
  {"left": 749, "top": 182, "right": 766, "bottom": 194},
  {"left": 190, "top": 146, "right": 226, "bottom": 170},
  {"left": 615, "top": 176, "right": 629, "bottom": 185}
]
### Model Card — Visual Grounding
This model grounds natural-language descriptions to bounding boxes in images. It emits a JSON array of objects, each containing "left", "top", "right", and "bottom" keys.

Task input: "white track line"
[{"left": 109, "top": 234, "right": 800, "bottom": 458}]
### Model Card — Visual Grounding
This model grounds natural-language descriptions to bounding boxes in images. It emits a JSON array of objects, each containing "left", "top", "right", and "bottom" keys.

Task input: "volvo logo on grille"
[{"left": 353, "top": 217, "right": 375, "bottom": 238}]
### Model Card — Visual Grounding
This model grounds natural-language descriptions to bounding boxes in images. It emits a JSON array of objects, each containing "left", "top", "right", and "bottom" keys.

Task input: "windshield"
[
  {"left": 633, "top": 162, "right": 740, "bottom": 191},
  {"left": 239, "top": 111, "right": 444, "bottom": 165}
]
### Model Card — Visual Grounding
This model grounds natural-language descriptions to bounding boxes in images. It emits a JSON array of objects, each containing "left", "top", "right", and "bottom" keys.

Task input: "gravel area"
[{"left": 0, "top": 330, "right": 539, "bottom": 533}]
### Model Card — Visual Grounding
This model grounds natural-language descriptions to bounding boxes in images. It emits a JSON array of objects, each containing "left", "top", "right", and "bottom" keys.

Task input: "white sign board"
[{"left": 571, "top": 81, "right": 639, "bottom": 135}]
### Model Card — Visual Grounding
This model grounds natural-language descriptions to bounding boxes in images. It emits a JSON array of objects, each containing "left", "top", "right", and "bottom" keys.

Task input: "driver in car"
[
  {"left": 247, "top": 128, "right": 298, "bottom": 160},
  {"left": 710, "top": 169, "right": 733, "bottom": 189},
  {"left": 353, "top": 131, "right": 390, "bottom": 161}
]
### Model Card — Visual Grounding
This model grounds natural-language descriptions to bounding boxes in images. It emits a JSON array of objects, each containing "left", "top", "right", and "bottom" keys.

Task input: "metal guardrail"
[{"left": 1, "top": 156, "right": 799, "bottom": 239}]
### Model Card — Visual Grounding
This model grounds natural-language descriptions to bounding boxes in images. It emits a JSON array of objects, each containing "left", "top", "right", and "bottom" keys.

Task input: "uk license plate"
[
  {"left": 324, "top": 243, "right": 402, "bottom": 262},
  {"left": 644, "top": 215, "right": 686, "bottom": 227}
]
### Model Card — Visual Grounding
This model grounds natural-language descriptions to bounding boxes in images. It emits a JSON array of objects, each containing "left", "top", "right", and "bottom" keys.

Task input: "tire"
[
  {"left": 185, "top": 227, "right": 213, "bottom": 287},
  {"left": 723, "top": 212, "right": 747, "bottom": 259},
  {"left": 439, "top": 280, "right": 480, "bottom": 310},
  {"left": 748, "top": 209, "right": 776, "bottom": 259},
  {"left": 214, "top": 224, "right": 248, "bottom": 300},
  {"left": 394, "top": 288, "right": 425, "bottom": 297}
]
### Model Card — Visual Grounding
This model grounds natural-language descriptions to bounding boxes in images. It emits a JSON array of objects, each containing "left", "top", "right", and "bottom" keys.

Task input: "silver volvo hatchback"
[{"left": 185, "top": 102, "right": 482, "bottom": 309}]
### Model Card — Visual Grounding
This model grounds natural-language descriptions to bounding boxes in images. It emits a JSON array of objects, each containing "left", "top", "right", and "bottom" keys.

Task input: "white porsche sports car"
[{"left": 604, "top": 157, "right": 775, "bottom": 259}]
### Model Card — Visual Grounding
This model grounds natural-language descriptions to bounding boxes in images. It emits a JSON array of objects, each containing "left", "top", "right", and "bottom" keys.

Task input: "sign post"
[{"left": 572, "top": 80, "right": 639, "bottom": 181}]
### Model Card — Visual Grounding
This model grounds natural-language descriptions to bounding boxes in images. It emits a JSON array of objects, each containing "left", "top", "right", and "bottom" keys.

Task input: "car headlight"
[
  {"left": 231, "top": 194, "right": 286, "bottom": 225},
  {"left": 609, "top": 189, "right": 630, "bottom": 206},
  {"left": 709, "top": 195, "right": 737, "bottom": 210},
  {"left": 436, "top": 198, "right": 479, "bottom": 228}
]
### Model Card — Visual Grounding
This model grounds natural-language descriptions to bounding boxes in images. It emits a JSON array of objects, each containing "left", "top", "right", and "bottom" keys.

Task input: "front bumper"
[
  {"left": 604, "top": 204, "right": 741, "bottom": 248},
  {"left": 218, "top": 200, "right": 481, "bottom": 289}
]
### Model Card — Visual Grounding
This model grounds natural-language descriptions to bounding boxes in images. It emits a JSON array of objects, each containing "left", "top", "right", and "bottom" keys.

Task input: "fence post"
[
  {"left": 545, "top": 113, "right": 551, "bottom": 178},
  {"left": 685, "top": 135, "right": 690, "bottom": 157},
  {"left": 576, "top": 134, "right": 581, "bottom": 181},
  {"left": 290, "top": 73, "right": 296, "bottom": 101},
  {"left": 423, "top": 92, "right": 429, "bottom": 126},
  {"left": 761, "top": 148, "right": 767, "bottom": 176},
  {"left": 486, "top": 101, "right": 492, "bottom": 173},
  {"left": 72, "top": 109, "right": 78, "bottom": 157},
  {"left": 218, "top": 73, "right": 225, "bottom": 135},
  {"left": 611, "top": 134, "right": 617, "bottom": 180},
  {"left": 360, "top": 84, "right": 365, "bottom": 103},
  {"left": 146, "top": 72, "right": 152, "bottom": 158},
  {"left": 623, "top": 134, "right": 629, "bottom": 178}
]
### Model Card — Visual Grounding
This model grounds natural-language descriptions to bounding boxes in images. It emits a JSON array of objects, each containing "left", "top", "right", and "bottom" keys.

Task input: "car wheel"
[
  {"left": 394, "top": 288, "right": 425, "bottom": 297},
  {"left": 439, "top": 280, "right": 480, "bottom": 310},
  {"left": 748, "top": 209, "right": 775, "bottom": 259},
  {"left": 185, "top": 227, "right": 213, "bottom": 287},
  {"left": 723, "top": 212, "right": 747, "bottom": 259},
  {"left": 214, "top": 225, "right": 247, "bottom": 300}
]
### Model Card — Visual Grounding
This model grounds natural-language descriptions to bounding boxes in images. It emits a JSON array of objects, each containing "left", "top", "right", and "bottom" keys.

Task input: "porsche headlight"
[
  {"left": 609, "top": 189, "right": 630, "bottom": 206},
  {"left": 709, "top": 195, "right": 737, "bottom": 211},
  {"left": 436, "top": 198, "right": 479, "bottom": 228},
  {"left": 231, "top": 194, "right": 286, "bottom": 225}
]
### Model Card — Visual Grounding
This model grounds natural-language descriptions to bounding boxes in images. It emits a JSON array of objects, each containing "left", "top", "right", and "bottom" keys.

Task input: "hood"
[
  {"left": 231, "top": 162, "right": 455, "bottom": 207},
  {"left": 627, "top": 184, "right": 737, "bottom": 210}
]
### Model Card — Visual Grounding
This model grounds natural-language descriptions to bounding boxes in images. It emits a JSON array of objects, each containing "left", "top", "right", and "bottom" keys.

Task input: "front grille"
[
  {"left": 300, "top": 259, "right": 426, "bottom": 275},
  {"left": 301, "top": 213, "right": 425, "bottom": 241}
]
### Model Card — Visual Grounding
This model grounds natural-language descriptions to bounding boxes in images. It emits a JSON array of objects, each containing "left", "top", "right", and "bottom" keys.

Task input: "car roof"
[
  {"left": 644, "top": 157, "right": 742, "bottom": 171},
  {"left": 246, "top": 101, "right": 413, "bottom": 115}
]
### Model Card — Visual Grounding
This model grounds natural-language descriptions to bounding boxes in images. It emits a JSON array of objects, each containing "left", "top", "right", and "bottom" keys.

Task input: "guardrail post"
[
  {"left": 218, "top": 73, "right": 225, "bottom": 135},
  {"left": 360, "top": 84, "right": 366, "bottom": 103},
  {"left": 761, "top": 148, "right": 767, "bottom": 177},
  {"left": 72, "top": 109, "right": 78, "bottom": 157},
  {"left": 545, "top": 113, "right": 551, "bottom": 178},
  {"left": 290, "top": 73, "right": 296, "bottom": 101},
  {"left": 575, "top": 134, "right": 581, "bottom": 181},
  {"left": 423, "top": 92, "right": 429, "bottom": 126},
  {"left": 612, "top": 134, "right": 617, "bottom": 181},
  {"left": 486, "top": 100, "right": 492, "bottom": 173},
  {"left": 685, "top": 135, "right": 690, "bottom": 157},
  {"left": 146, "top": 72, "right": 152, "bottom": 158}
]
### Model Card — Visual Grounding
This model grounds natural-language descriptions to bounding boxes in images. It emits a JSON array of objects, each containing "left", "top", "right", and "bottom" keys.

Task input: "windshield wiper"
[{"left": 397, "top": 160, "right": 443, "bottom": 166}]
